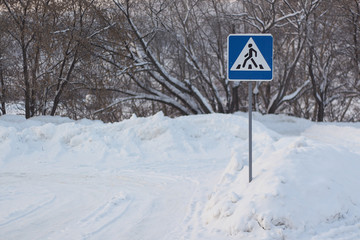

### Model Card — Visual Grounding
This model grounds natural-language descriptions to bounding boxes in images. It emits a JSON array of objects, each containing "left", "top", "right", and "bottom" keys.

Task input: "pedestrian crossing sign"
[{"left": 227, "top": 34, "right": 273, "bottom": 81}]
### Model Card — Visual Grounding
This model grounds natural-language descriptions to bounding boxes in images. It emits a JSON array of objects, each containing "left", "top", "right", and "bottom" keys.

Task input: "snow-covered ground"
[{"left": 0, "top": 112, "right": 360, "bottom": 240}]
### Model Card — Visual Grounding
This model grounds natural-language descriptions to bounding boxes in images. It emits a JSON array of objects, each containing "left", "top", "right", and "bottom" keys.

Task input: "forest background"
[{"left": 0, "top": 0, "right": 359, "bottom": 122}]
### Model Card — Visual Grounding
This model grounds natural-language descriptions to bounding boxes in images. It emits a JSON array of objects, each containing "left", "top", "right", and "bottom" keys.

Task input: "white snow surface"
[{"left": 1, "top": 112, "right": 360, "bottom": 240}]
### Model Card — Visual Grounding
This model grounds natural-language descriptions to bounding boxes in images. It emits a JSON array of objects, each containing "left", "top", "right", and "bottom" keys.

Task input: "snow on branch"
[
  {"left": 281, "top": 80, "right": 311, "bottom": 103},
  {"left": 94, "top": 92, "right": 192, "bottom": 115},
  {"left": 51, "top": 29, "right": 70, "bottom": 34},
  {"left": 113, "top": 1, "right": 215, "bottom": 114},
  {"left": 87, "top": 23, "right": 116, "bottom": 39},
  {"left": 274, "top": 10, "right": 304, "bottom": 24}
]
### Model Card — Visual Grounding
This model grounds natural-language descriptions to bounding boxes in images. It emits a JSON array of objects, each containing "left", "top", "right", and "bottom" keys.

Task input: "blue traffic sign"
[{"left": 227, "top": 34, "right": 273, "bottom": 81}]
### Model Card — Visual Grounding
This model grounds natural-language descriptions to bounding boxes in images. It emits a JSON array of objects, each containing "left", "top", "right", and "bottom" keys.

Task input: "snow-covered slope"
[
  {"left": 204, "top": 115, "right": 360, "bottom": 239},
  {"left": 0, "top": 112, "right": 359, "bottom": 240}
]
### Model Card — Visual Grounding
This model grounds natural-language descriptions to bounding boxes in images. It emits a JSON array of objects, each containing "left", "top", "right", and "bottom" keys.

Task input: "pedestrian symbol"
[
  {"left": 227, "top": 34, "right": 273, "bottom": 81},
  {"left": 230, "top": 37, "right": 270, "bottom": 71},
  {"left": 241, "top": 43, "right": 259, "bottom": 69}
]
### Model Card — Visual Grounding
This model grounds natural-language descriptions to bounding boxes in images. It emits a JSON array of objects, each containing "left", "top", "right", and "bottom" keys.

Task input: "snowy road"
[{"left": 0, "top": 170, "right": 203, "bottom": 240}]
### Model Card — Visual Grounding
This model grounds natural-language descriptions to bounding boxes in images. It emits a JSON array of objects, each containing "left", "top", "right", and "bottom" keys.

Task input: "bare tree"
[
  {"left": 2, "top": 0, "right": 100, "bottom": 118},
  {"left": 3, "top": 0, "right": 36, "bottom": 118},
  {"left": 1, "top": 0, "right": 359, "bottom": 121},
  {"left": 306, "top": 0, "right": 345, "bottom": 122},
  {"left": 336, "top": 0, "right": 360, "bottom": 121},
  {"left": 240, "top": 0, "right": 321, "bottom": 114},
  {"left": 0, "top": 10, "right": 8, "bottom": 115},
  {"left": 90, "top": 0, "right": 219, "bottom": 116}
]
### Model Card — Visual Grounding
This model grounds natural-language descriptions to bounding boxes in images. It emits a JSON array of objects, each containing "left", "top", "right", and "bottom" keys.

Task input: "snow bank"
[
  {"left": 0, "top": 112, "right": 271, "bottom": 174},
  {"left": 203, "top": 117, "right": 360, "bottom": 239}
]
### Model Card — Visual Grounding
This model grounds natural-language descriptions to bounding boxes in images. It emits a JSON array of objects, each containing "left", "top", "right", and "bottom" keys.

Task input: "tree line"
[{"left": 0, "top": 0, "right": 359, "bottom": 122}]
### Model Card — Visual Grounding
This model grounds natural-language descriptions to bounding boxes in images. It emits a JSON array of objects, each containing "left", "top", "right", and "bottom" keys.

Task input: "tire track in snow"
[
  {"left": 80, "top": 192, "right": 132, "bottom": 239},
  {"left": 0, "top": 196, "right": 56, "bottom": 227}
]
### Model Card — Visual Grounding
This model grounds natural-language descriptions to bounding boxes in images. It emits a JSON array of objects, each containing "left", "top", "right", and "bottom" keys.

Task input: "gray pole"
[{"left": 248, "top": 82, "right": 253, "bottom": 183}]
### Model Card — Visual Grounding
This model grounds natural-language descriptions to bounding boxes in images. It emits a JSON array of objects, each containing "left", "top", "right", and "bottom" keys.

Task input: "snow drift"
[{"left": 204, "top": 114, "right": 360, "bottom": 239}]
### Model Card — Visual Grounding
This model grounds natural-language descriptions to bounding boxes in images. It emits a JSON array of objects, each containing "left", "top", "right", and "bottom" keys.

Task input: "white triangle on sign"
[{"left": 230, "top": 37, "right": 271, "bottom": 71}]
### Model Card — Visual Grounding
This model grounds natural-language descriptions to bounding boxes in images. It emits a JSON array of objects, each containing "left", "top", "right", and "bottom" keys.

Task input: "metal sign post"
[
  {"left": 248, "top": 82, "right": 253, "bottom": 183},
  {"left": 227, "top": 34, "right": 273, "bottom": 183}
]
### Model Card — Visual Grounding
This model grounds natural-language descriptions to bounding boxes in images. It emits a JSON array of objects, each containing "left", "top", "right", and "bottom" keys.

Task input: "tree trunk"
[
  {"left": 230, "top": 83, "right": 240, "bottom": 112},
  {"left": 21, "top": 42, "right": 31, "bottom": 119},
  {"left": 0, "top": 53, "right": 6, "bottom": 115},
  {"left": 50, "top": 53, "right": 77, "bottom": 116},
  {"left": 317, "top": 101, "right": 324, "bottom": 122}
]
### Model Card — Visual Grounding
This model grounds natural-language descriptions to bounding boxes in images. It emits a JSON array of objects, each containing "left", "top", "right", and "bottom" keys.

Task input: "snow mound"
[{"left": 203, "top": 125, "right": 360, "bottom": 239}]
